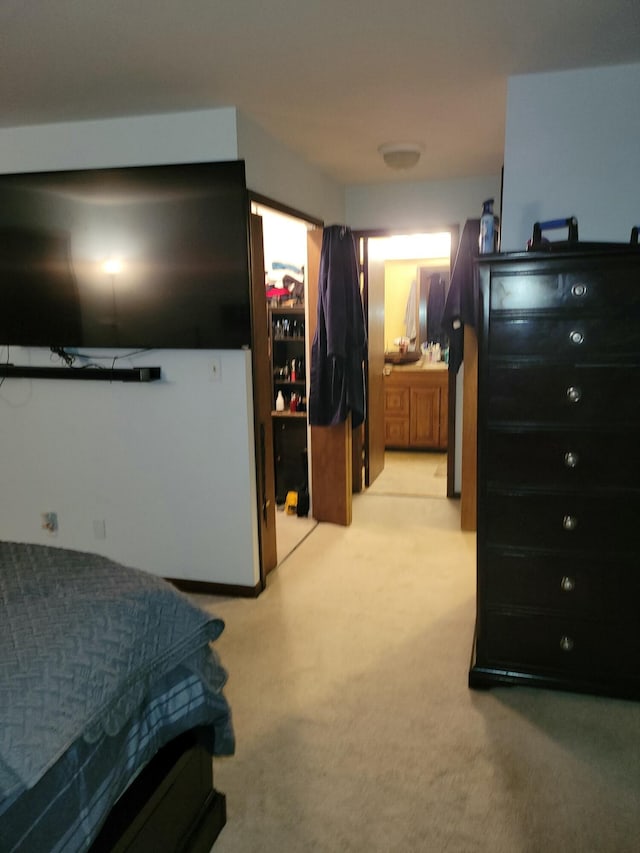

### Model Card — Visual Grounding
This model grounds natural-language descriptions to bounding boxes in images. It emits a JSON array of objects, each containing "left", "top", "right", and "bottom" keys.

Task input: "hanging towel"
[
  {"left": 309, "top": 225, "right": 367, "bottom": 428},
  {"left": 404, "top": 278, "right": 417, "bottom": 341}
]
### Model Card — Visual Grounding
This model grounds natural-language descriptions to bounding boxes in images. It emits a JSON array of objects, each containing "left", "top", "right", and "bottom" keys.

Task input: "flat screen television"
[{"left": 0, "top": 160, "right": 252, "bottom": 350}]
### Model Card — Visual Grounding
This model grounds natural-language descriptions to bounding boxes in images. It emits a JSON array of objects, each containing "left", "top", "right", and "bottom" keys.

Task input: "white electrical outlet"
[
  {"left": 41, "top": 512, "right": 58, "bottom": 535},
  {"left": 210, "top": 357, "right": 221, "bottom": 382},
  {"left": 93, "top": 519, "right": 106, "bottom": 540}
]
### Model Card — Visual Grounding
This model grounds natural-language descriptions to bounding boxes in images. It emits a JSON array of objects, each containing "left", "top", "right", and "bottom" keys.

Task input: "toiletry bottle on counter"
[
  {"left": 479, "top": 198, "right": 495, "bottom": 254},
  {"left": 275, "top": 390, "right": 285, "bottom": 411}
]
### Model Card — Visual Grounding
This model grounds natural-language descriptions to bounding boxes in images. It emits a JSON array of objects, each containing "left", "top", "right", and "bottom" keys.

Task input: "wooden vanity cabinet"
[{"left": 384, "top": 368, "right": 448, "bottom": 450}]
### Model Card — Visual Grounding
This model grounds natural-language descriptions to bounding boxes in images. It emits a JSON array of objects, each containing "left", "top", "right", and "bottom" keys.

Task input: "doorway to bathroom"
[{"left": 354, "top": 228, "right": 459, "bottom": 499}]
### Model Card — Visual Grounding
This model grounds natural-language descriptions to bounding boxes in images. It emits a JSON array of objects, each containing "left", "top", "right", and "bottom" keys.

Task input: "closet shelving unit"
[{"left": 269, "top": 304, "right": 307, "bottom": 505}]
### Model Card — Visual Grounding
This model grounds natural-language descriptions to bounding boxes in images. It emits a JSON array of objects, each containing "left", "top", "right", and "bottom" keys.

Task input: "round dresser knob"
[
  {"left": 569, "top": 330, "right": 584, "bottom": 345},
  {"left": 571, "top": 283, "right": 587, "bottom": 298},
  {"left": 560, "top": 575, "right": 575, "bottom": 592},
  {"left": 560, "top": 635, "right": 575, "bottom": 652},
  {"left": 562, "top": 514, "right": 578, "bottom": 531},
  {"left": 564, "top": 451, "right": 579, "bottom": 468},
  {"left": 566, "top": 386, "right": 582, "bottom": 404}
]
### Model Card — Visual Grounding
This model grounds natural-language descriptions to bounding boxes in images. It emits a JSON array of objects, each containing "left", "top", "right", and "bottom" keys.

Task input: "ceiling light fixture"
[{"left": 378, "top": 142, "right": 424, "bottom": 170}]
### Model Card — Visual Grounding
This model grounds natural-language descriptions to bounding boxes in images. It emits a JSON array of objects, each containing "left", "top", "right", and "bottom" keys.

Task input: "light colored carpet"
[
  {"left": 365, "top": 450, "right": 448, "bottom": 498},
  {"left": 197, "top": 493, "right": 640, "bottom": 853},
  {"left": 275, "top": 509, "right": 318, "bottom": 565}
]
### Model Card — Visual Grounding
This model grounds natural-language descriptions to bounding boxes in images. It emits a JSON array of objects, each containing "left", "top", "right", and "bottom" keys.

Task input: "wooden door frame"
[
  {"left": 248, "top": 213, "right": 277, "bottom": 589},
  {"left": 355, "top": 235, "right": 384, "bottom": 488},
  {"left": 247, "top": 192, "right": 324, "bottom": 575},
  {"left": 352, "top": 226, "right": 460, "bottom": 499}
]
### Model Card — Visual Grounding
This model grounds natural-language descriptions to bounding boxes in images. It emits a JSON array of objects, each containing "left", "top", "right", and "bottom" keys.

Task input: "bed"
[{"left": 0, "top": 541, "right": 234, "bottom": 853}]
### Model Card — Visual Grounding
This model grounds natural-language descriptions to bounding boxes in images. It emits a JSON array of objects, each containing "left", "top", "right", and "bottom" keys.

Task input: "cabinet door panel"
[
  {"left": 410, "top": 386, "right": 439, "bottom": 446},
  {"left": 384, "top": 417, "right": 409, "bottom": 447},
  {"left": 384, "top": 385, "right": 409, "bottom": 416}
]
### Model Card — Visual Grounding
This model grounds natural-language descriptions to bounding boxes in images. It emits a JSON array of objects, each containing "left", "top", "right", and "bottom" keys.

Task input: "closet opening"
[
  {"left": 354, "top": 227, "right": 459, "bottom": 500},
  {"left": 250, "top": 196, "right": 322, "bottom": 567}
]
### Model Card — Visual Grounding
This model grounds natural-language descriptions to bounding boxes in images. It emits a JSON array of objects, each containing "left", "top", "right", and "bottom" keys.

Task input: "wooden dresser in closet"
[{"left": 469, "top": 247, "right": 640, "bottom": 699}]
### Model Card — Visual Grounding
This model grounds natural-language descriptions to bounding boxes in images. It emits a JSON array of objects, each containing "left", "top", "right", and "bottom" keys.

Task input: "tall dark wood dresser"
[{"left": 469, "top": 247, "right": 640, "bottom": 699}]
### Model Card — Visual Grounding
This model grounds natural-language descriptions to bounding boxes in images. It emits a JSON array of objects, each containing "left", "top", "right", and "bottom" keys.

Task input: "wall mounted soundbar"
[{"left": 0, "top": 365, "right": 161, "bottom": 382}]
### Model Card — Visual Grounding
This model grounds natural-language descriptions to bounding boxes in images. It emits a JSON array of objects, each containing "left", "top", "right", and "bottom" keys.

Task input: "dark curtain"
[{"left": 427, "top": 273, "right": 446, "bottom": 346}]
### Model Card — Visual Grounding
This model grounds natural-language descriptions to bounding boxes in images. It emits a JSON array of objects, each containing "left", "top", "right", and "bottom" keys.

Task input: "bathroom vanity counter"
[{"left": 383, "top": 362, "right": 448, "bottom": 449}]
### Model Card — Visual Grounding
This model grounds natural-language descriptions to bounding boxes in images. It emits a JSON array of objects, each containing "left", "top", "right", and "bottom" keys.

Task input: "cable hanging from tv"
[{"left": 50, "top": 346, "right": 75, "bottom": 366}]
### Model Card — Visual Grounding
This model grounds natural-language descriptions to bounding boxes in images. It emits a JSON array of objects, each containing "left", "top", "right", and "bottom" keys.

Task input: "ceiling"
[{"left": 1, "top": 1, "right": 639, "bottom": 185}]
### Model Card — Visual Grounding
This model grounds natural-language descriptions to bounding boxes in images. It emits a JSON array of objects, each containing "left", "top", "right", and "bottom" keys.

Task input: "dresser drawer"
[
  {"left": 480, "top": 612, "right": 640, "bottom": 678},
  {"left": 483, "top": 549, "right": 640, "bottom": 618},
  {"left": 489, "top": 315, "right": 640, "bottom": 358},
  {"left": 484, "top": 429, "right": 640, "bottom": 489},
  {"left": 484, "top": 492, "right": 640, "bottom": 550},
  {"left": 487, "top": 364, "right": 640, "bottom": 425},
  {"left": 489, "top": 261, "right": 640, "bottom": 312}
]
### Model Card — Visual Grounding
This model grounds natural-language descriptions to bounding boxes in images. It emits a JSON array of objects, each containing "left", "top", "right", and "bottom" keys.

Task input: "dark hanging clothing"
[
  {"left": 426, "top": 273, "right": 446, "bottom": 346},
  {"left": 441, "top": 218, "right": 480, "bottom": 374},
  {"left": 309, "top": 225, "right": 367, "bottom": 428}
]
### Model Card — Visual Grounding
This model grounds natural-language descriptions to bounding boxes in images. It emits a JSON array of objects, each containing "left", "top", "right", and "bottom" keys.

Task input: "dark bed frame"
[{"left": 90, "top": 729, "right": 226, "bottom": 853}]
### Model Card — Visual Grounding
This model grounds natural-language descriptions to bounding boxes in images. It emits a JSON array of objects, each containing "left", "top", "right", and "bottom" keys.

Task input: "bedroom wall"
[
  {"left": 237, "top": 112, "right": 345, "bottom": 224},
  {"left": 1, "top": 348, "right": 258, "bottom": 585},
  {"left": 0, "top": 107, "right": 240, "bottom": 173},
  {"left": 501, "top": 63, "right": 640, "bottom": 251},
  {"left": 345, "top": 174, "right": 501, "bottom": 231},
  {"left": 0, "top": 108, "right": 263, "bottom": 586}
]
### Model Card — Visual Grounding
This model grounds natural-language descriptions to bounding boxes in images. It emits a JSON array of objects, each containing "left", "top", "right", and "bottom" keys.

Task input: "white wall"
[
  {"left": 346, "top": 174, "right": 502, "bottom": 232},
  {"left": 0, "top": 108, "right": 262, "bottom": 587},
  {"left": 237, "top": 112, "right": 345, "bottom": 224},
  {"left": 0, "top": 107, "right": 240, "bottom": 173},
  {"left": 1, "top": 348, "right": 258, "bottom": 586},
  {"left": 501, "top": 63, "right": 640, "bottom": 251}
]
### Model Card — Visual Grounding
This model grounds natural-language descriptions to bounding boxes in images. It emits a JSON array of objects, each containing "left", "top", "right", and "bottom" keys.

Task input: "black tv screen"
[{"left": 0, "top": 160, "right": 252, "bottom": 349}]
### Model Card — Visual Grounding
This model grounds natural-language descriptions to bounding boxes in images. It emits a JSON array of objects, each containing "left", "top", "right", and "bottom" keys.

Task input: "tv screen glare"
[{"left": 0, "top": 160, "right": 252, "bottom": 350}]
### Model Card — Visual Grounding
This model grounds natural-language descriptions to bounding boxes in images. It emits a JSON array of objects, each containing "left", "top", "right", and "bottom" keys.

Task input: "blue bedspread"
[{"left": 0, "top": 541, "right": 234, "bottom": 808}]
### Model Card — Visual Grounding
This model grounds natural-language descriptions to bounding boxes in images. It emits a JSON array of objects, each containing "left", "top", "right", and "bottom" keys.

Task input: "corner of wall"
[{"left": 236, "top": 110, "right": 345, "bottom": 224}]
